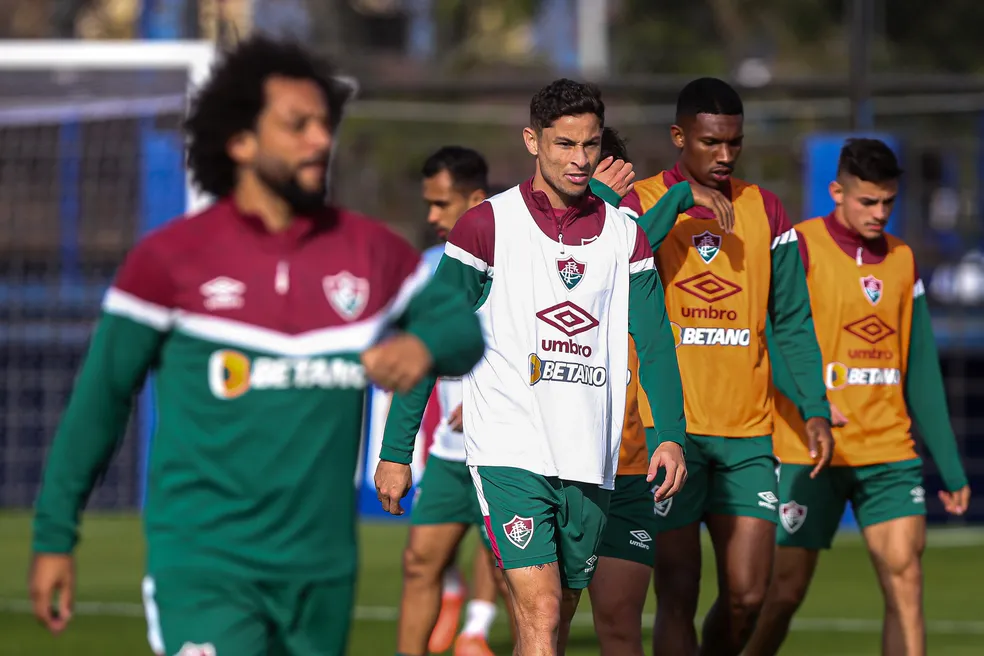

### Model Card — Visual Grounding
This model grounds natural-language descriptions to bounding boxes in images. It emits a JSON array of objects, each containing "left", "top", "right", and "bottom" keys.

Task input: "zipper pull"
[
  {"left": 856, "top": 246, "right": 863, "bottom": 267},
  {"left": 559, "top": 231, "right": 565, "bottom": 254},
  {"left": 276, "top": 260, "right": 290, "bottom": 294}
]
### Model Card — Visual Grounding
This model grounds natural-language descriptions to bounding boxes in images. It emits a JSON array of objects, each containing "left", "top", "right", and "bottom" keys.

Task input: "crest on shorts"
[
  {"left": 556, "top": 256, "right": 586, "bottom": 291},
  {"left": 693, "top": 231, "right": 722, "bottom": 264},
  {"left": 502, "top": 515, "right": 534, "bottom": 550},
  {"left": 653, "top": 497, "right": 673, "bottom": 517},
  {"left": 779, "top": 501, "right": 807, "bottom": 534},
  {"left": 323, "top": 271, "right": 370, "bottom": 321},
  {"left": 175, "top": 643, "right": 217, "bottom": 656},
  {"left": 860, "top": 275, "right": 883, "bottom": 306}
]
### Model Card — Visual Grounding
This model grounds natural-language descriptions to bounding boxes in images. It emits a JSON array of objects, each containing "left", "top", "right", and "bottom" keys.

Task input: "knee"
[
  {"left": 593, "top": 597, "right": 641, "bottom": 641},
  {"left": 726, "top": 583, "right": 769, "bottom": 620},
  {"left": 401, "top": 545, "right": 442, "bottom": 582},
  {"left": 767, "top": 568, "right": 810, "bottom": 616},
  {"left": 514, "top": 590, "right": 561, "bottom": 632}
]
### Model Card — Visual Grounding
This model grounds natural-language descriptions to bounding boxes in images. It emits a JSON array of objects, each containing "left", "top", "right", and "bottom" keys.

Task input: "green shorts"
[
  {"left": 597, "top": 474, "right": 656, "bottom": 566},
  {"left": 777, "top": 459, "right": 925, "bottom": 550},
  {"left": 142, "top": 571, "right": 354, "bottom": 656},
  {"left": 470, "top": 465, "right": 611, "bottom": 590},
  {"left": 412, "top": 454, "right": 491, "bottom": 549},
  {"left": 652, "top": 434, "right": 779, "bottom": 532}
]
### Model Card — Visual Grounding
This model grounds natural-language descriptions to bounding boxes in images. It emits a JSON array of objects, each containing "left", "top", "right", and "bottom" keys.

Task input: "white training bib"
[{"left": 462, "top": 185, "right": 634, "bottom": 489}]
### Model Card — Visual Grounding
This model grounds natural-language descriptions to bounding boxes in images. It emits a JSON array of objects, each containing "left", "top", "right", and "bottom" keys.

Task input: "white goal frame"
[{"left": 0, "top": 40, "right": 217, "bottom": 213}]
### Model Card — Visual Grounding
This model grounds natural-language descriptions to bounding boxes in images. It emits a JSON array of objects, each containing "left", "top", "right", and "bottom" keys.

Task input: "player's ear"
[
  {"left": 227, "top": 130, "right": 257, "bottom": 165},
  {"left": 523, "top": 127, "right": 539, "bottom": 157},
  {"left": 467, "top": 189, "right": 487, "bottom": 207},
  {"left": 670, "top": 124, "right": 685, "bottom": 149},
  {"left": 829, "top": 179, "right": 844, "bottom": 205}
]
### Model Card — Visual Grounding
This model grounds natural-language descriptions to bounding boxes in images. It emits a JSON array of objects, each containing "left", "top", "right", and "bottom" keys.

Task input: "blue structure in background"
[
  {"left": 803, "top": 132, "right": 904, "bottom": 530},
  {"left": 58, "top": 120, "right": 82, "bottom": 290},
  {"left": 137, "top": 0, "right": 190, "bottom": 507}
]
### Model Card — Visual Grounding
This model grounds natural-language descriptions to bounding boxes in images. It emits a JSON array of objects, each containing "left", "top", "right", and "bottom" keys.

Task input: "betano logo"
[
  {"left": 670, "top": 322, "right": 751, "bottom": 348},
  {"left": 825, "top": 361, "right": 901, "bottom": 390},
  {"left": 529, "top": 353, "right": 607, "bottom": 387},
  {"left": 208, "top": 349, "right": 366, "bottom": 399}
]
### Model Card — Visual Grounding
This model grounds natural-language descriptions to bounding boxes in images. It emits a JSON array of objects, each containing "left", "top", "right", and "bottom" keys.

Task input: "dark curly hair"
[
  {"left": 529, "top": 78, "right": 605, "bottom": 132},
  {"left": 184, "top": 36, "right": 351, "bottom": 198},
  {"left": 600, "top": 127, "right": 630, "bottom": 163}
]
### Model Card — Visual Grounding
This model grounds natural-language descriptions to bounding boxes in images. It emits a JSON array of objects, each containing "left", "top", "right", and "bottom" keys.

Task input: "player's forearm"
[
  {"left": 402, "top": 271, "right": 484, "bottom": 377},
  {"left": 769, "top": 241, "right": 830, "bottom": 422},
  {"left": 905, "top": 295, "right": 968, "bottom": 491},
  {"left": 33, "top": 315, "right": 160, "bottom": 553},
  {"left": 379, "top": 374, "right": 437, "bottom": 464},
  {"left": 590, "top": 179, "right": 694, "bottom": 252},
  {"left": 766, "top": 318, "right": 807, "bottom": 417},
  {"left": 628, "top": 270, "right": 686, "bottom": 453}
]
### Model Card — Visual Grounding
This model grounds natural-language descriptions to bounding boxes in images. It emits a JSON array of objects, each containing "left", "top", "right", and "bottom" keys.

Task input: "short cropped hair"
[
  {"left": 837, "top": 138, "right": 904, "bottom": 183},
  {"left": 676, "top": 77, "right": 744, "bottom": 124},
  {"left": 530, "top": 78, "right": 605, "bottom": 132},
  {"left": 421, "top": 146, "right": 489, "bottom": 193},
  {"left": 600, "top": 127, "right": 630, "bottom": 162},
  {"left": 185, "top": 36, "right": 351, "bottom": 198}
]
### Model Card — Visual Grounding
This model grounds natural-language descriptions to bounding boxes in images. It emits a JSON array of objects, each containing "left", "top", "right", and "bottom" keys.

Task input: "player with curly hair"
[{"left": 28, "top": 36, "right": 485, "bottom": 656}]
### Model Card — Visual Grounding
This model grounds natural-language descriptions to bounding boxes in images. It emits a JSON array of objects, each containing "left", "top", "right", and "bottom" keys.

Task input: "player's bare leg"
[
  {"left": 743, "top": 546, "right": 821, "bottom": 656},
  {"left": 863, "top": 515, "right": 927, "bottom": 656},
  {"left": 503, "top": 562, "right": 565, "bottom": 656},
  {"left": 455, "top": 541, "right": 511, "bottom": 655},
  {"left": 699, "top": 514, "right": 775, "bottom": 656},
  {"left": 556, "top": 587, "right": 583, "bottom": 655},
  {"left": 652, "top": 522, "right": 702, "bottom": 656},
  {"left": 398, "top": 523, "right": 469, "bottom": 656},
  {"left": 589, "top": 557, "right": 649, "bottom": 655}
]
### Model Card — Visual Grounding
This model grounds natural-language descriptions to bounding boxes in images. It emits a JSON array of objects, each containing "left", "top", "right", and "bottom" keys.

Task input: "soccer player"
[
  {"left": 398, "top": 146, "right": 512, "bottom": 656},
  {"left": 376, "top": 78, "right": 696, "bottom": 656},
  {"left": 588, "top": 127, "right": 732, "bottom": 656},
  {"left": 28, "top": 37, "right": 484, "bottom": 656},
  {"left": 619, "top": 78, "right": 834, "bottom": 656},
  {"left": 745, "top": 138, "right": 972, "bottom": 656}
]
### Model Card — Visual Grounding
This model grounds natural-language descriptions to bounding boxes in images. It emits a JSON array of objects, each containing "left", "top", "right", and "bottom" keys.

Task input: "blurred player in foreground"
[
  {"left": 620, "top": 78, "right": 833, "bottom": 656},
  {"left": 398, "top": 146, "right": 512, "bottom": 656},
  {"left": 589, "top": 127, "right": 732, "bottom": 656},
  {"left": 376, "top": 78, "right": 695, "bottom": 656},
  {"left": 746, "top": 138, "right": 971, "bottom": 656},
  {"left": 28, "top": 36, "right": 484, "bottom": 656}
]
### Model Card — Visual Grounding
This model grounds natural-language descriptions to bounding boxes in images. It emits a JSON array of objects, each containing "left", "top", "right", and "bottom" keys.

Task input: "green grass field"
[{"left": 1, "top": 512, "right": 982, "bottom": 655}]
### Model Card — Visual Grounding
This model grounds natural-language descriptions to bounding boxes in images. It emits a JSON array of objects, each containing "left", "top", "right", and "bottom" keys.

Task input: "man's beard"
[{"left": 257, "top": 163, "right": 328, "bottom": 215}]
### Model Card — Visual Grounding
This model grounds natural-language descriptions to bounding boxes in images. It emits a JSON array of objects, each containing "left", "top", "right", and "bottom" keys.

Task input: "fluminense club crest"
[
  {"left": 502, "top": 515, "right": 534, "bottom": 549},
  {"left": 860, "top": 275, "right": 883, "bottom": 306},
  {"left": 324, "top": 271, "right": 370, "bottom": 321},
  {"left": 692, "top": 230, "right": 722, "bottom": 264},
  {"left": 779, "top": 501, "right": 807, "bottom": 534},
  {"left": 556, "top": 256, "right": 586, "bottom": 291}
]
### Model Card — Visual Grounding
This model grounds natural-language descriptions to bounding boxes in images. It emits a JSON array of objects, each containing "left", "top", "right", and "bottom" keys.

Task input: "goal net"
[{"left": 0, "top": 40, "right": 214, "bottom": 511}]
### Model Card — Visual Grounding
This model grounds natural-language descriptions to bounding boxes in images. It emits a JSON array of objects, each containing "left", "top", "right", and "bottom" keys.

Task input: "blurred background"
[{"left": 0, "top": 1, "right": 983, "bottom": 653}]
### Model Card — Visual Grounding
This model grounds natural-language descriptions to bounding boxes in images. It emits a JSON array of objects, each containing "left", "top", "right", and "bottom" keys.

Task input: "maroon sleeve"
[
  {"left": 446, "top": 201, "right": 495, "bottom": 268},
  {"left": 630, "top": 223, "right": 654, "bottom": 264},
  {"left": 620, "top": 189, "right": 644, "bottom": 217},
  {"left": 111, "top": 236, "right": 178, "bottom": 309},
  {"left": 761, "top": 187, "right": 794, "bottom": 241},
  {"left": 796, "top": 229, "right": 810, "bottom": 271},
  {"left": 371, "top": 220, "right": 426, "bottom": 306}
]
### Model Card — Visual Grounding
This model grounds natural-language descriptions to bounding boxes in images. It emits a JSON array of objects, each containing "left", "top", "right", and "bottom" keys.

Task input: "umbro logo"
[
  {"left": 629, "top": 529, "right": 652, "bottom": 550},
  {"left": 200, "top": 276, "right": 245, "bottom": 311},
  {"left": 758, "top": 491, "right": 779, "bottom": 511}
]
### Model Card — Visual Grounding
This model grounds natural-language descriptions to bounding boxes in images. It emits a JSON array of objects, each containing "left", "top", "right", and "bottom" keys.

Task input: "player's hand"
[
  {"left": 939, "top": 485, "right": 971, "bottom": 516},
  {"left": 448, "top": 404, "right": 464, "bottom": 432},
  {"left": 830, "top": 403, "right": 849, "bottom": 427},
  {"left": 593, "top": 156, "right": 635, "bottom": 199},
  {"left": 689, "top": 182, "right": 735, "bottom": 234},
  {"left": 647, "top": 442, "right": 687, "bottom": 502},
  {"left": 362, "top": 333, "right": 433, "bottom": 394},
  {"left": 804, "top": 416, "right": 834, "bottom": 478},
  {"left": 374, "top": 460, "right": 413, "bottom": 516},
  {"left": 29, "top": 553, "right": 75, "bottom": 634}
]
